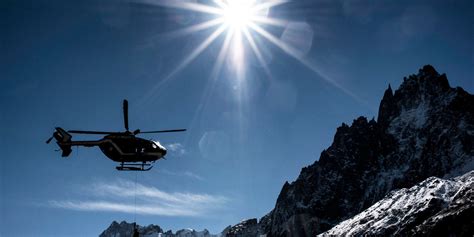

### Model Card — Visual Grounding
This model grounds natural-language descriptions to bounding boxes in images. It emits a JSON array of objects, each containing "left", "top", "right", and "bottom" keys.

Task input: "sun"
[
  {"left": 214, "top": 0, "right": 263, "bottom": 72},
  {"left": 220, "top": 0, "right": 258, "bottom": 31}
]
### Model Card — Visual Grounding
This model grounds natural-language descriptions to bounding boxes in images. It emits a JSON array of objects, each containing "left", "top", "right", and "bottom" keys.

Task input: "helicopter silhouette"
[{"left": 46, "top": 100, "right": 186, "bottom": 171}]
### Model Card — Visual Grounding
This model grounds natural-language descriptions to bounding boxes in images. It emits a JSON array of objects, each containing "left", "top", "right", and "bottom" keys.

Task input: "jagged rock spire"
[{"left": 377, "top": 83, "right": 395, "bottom": 127}]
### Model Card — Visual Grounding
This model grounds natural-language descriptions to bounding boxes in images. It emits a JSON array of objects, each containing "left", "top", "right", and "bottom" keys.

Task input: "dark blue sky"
[{"left": 1, "top": 0, "right": 473, "bottom": 236}]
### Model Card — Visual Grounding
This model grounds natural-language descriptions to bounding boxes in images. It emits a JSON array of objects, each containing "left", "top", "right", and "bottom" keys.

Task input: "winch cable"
[{"left": 134, "top": 171, "right": 137, "bottom": 224}]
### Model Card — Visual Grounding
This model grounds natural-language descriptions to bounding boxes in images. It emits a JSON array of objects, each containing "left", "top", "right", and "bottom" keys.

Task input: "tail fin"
[{"left": 52, "top": 127, "right": 73, "bottom": 157}]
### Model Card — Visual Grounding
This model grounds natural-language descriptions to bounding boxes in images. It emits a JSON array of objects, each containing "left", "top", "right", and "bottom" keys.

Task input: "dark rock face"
[
  {"left": 321, "top": 171, "right": 474, "bottom": 236},
  {"left": 226, "top": 219, "right": 259, "bottom": 237},
  {"left": 253, "top": 65, "right": 474, "bottom": 236}
]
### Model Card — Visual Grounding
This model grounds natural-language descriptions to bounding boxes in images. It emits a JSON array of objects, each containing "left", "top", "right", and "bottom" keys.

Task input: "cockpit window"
[{"left": 153, "top": 141, "right": 166, "bottom": 150}]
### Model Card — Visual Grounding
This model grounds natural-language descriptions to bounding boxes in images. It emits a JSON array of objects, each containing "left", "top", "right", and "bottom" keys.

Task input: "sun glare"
[
  {"left": 220, "top": 0, "right": 257, "bottom": 31},
  {"left": 146, "top": 0, "right": 355, "bottom": 100},
  {"left": 147, "top": 0, "right": 291, "bottom": 76}
]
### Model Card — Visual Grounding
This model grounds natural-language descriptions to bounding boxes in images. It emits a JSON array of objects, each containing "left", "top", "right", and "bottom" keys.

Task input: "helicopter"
[{"left": 46, "top": 100, "right": 186, "bottom": 171}]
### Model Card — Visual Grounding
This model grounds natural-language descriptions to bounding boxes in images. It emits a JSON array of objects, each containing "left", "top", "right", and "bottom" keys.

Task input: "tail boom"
[{"left": 50, "top": 127, "right": 101, "bottom": 157}]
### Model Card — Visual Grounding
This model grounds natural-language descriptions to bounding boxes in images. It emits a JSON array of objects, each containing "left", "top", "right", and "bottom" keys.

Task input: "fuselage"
[{"left": 98, "top": 134, "right": 167, "bottom": 162}]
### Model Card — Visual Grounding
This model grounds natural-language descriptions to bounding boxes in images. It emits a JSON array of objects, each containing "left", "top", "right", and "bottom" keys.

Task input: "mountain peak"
[
  {"left": 419, "top": 64, "right": 439, "bottom": 77},
  {"left": 378, "top": 65, "right": 454, "bottom": 127},
  {"left": 399, "top": 65, "right": 450, "bottom": 95}
]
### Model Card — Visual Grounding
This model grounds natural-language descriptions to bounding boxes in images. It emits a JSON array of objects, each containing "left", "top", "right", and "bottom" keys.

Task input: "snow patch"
[{"left": 319, "top": 171, "right": 474, "bottom": 236}]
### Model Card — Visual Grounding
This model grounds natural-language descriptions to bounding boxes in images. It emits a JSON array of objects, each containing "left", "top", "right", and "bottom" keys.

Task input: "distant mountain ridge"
[
  {"left": 99, "top": 221, "right": 218, "bottom": 237},
  {"left": 100, "top": 65, "right": 474, "bottom": 236}
]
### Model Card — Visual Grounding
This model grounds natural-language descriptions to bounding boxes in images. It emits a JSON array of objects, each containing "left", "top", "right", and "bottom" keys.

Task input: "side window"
[{"left": 138, "top": 140, "right": 149, "bottom": 153}]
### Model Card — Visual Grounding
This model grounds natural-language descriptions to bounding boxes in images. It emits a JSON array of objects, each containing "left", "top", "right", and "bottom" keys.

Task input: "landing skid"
[{"left": 116, "top": 162, "right": 153, "bottom": 171}]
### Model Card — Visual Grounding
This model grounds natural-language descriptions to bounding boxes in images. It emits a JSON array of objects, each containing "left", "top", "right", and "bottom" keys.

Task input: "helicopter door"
[
  {"left": 137, "top": 140, "right": 152, "bottom": 154},
  {"left": 112, "top": 137, "right": 137, "bottom": 154}
]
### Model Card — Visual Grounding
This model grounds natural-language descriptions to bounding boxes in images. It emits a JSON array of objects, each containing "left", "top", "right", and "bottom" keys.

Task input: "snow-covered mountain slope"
[
  {"left": 99, "top": 221, "right": 217, "bottom": 237},
  {"left": 320, "top": 171, "right": 474, "bottom": 236}
]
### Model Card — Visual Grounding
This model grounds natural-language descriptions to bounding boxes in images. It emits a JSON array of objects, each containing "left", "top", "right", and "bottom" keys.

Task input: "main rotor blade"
[
  {"left": 68, "top": 130, "right": 117, "bottom": 135},
  {"left": 123, "top": 99, "right": 129, "bottom": 131},
  {"left": 139, "top": 129, "right": 187, "bottom": 134}
]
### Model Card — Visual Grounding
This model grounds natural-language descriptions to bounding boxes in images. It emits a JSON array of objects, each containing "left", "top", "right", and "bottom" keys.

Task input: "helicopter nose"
[{"left": 162, "top": 149, "right": 167, "bottom": 156}]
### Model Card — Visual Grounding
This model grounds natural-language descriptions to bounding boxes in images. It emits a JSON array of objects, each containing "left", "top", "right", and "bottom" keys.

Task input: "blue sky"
[{"left": 1, "top": 0, "right": 473, "bottom": 236}]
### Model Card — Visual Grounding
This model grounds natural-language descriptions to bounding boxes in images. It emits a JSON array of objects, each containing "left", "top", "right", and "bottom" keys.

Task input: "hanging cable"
[{"left": 134, "top": 171, "right": 137, "bottom": 224}]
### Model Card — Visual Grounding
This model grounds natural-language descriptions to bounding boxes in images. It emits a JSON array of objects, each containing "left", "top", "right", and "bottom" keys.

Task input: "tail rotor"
[
  {"left": 46, "top": 127, "right": 73, "bottom": 157},
  {"left": 46, "top": 136, "right": 54, "bottom": 144}
]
